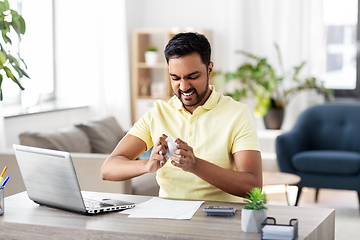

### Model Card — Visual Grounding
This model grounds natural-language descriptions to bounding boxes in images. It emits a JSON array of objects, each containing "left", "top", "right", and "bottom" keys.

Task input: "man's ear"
[{"left": 208, "top": 61, "right": 214, "bottom": 76}]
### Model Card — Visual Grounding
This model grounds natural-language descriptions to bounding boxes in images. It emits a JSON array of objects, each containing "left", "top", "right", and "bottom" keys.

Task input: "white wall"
[
  {"left": 125, "top": 0, "right": 326, "bottom": 130},
  {"left": 126, "top": 0, "right": 235, "bottom": 72},
  {"left": 4, "top": 107, "right": 93, "bottom": 149},
  {"left": 1, "top": 0, "right": 327, "bottom": 150}
]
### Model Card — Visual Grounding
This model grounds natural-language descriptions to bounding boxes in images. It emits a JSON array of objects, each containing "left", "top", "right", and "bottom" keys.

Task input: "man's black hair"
[{"left": 164, "top": 32, "right": 211, "bottom": 67}]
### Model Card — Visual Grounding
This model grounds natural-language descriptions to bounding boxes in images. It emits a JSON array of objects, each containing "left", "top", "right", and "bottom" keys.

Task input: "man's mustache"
[{"left": 179, "top": 88, "right": 196, "bottom": 95}]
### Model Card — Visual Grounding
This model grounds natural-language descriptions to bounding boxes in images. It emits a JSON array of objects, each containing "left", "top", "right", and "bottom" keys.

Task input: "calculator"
[{"left": 203, "top": 206, "right": 237, "bottom": 216}]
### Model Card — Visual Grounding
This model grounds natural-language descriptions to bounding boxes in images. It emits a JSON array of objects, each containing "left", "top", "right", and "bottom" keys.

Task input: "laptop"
[{"left": 13, "top": 144, "right": 135, "bottom": 215}]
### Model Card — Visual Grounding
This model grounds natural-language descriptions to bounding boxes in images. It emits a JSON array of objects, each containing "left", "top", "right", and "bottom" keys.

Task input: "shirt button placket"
[{"left": 188, "top": 117, "right": 195, "bottom": 146}]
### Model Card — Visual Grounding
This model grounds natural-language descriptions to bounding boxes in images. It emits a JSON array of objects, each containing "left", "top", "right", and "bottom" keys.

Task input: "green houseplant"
[
  {"left": 0, "top": 0, "right": 29, "bottom": 101},
  {"left": 243, "top": 187, "right": 267, "bottom": 210},
  {"left": 241, "top": 187, "right": 268, "bottom": 233},
  {"left": 146, "top": 45, "right": 158, "bottom": 52},
  {"left": 221, "top": 43, "right": 333, "bottom": 129}
]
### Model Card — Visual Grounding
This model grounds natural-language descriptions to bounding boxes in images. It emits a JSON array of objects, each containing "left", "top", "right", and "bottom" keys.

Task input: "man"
[{"left": 101, "top": 32, "right": 262, "bottom": 202}]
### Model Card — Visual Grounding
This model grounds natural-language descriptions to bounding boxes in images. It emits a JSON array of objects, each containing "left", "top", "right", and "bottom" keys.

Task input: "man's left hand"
[{"left": 170, "top": 138, "right": 197, "bottom": 172}]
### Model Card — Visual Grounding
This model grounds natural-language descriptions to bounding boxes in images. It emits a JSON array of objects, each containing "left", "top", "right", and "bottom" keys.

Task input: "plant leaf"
[
  {"left": 12, "top": 64, "right": 30, "bottom": 79},
  {"left": 243, "top": 187, "right": 267, "bottom": 210},
  {"left": 0, "top": 74, "right": 3, "bottom": 100},
  {"left": 4, "top": 66, "right": 24, "bottom": 90},
  {"left": 1, "top": 26, "right": 11, "bottom": 44},
  {"left": 0, "top": 0, "right": 10, "bottom": 12},
  {"left": 0, "top": 50, "right": 6, "bottom": 66},
  {"left": 10, "top": 10, "right": 25, "bottom": 36}
]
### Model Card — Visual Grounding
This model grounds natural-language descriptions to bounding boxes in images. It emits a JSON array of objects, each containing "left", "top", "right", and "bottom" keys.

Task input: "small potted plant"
[
  {"left": 145, "top": 45, "right": 158, "bottom": 66},
  {"left": 241, "top": 187, "right": 267, "bottom": 233}
]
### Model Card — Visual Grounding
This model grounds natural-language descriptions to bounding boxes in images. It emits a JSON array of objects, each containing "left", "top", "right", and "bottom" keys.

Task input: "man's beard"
[{"left": 175, "top": 77, "right": 209, "bottom": 107}]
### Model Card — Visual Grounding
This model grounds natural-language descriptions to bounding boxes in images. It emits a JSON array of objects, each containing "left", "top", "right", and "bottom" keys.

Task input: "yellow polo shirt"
[{"left": 129, "top": 86, "right": 260, "bottom": 202}]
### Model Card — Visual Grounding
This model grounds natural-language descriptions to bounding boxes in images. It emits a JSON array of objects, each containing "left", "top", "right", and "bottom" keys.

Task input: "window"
[
  {"left": 322, "top": 0, "right": 360, "bottom": 98},
  {"left": 2, "top": 0, "right": 55, "bottom": 106}
]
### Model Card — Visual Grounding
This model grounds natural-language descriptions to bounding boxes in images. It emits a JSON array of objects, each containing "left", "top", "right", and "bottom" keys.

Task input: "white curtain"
[
  {"left": 97, "top": 0, "right": 132, "bottom": 129},
  {"left": 228, "top": 0, "right": 325, "bottom": 130},
  {"left": 55, "top": 0, "right": 131, "bottom": 130}
]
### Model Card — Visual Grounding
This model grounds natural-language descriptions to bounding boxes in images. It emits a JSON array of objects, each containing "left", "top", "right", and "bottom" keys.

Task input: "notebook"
[{"left": 13, "top": 144, "right": 135, "bottom": 215}]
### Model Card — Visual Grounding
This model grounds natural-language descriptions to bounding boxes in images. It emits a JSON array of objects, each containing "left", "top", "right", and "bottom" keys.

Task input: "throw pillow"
[
  {"left": 76, "top": 116, "right": 126, "bottom": 153},
  {"left": 19, "top": 126, "right": 92, "bottom": 153}
]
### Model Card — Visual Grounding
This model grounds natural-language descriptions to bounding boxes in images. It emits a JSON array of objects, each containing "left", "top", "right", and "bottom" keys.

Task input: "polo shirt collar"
[{"left": 171, "top": 85, "right": 220, "bottom": 111}]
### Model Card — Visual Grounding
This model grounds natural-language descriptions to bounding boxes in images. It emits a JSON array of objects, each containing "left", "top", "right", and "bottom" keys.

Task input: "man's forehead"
[{"left": 168, "top": 54, "right": 206, "bottom": 75}]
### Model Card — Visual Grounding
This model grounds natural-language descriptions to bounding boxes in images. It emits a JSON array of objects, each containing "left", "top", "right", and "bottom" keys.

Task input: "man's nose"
[{"left": 179, "top": 79, "right": 191, "bottom": 92}]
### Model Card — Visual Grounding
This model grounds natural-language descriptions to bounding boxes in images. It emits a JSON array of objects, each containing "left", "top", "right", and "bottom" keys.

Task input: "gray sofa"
[{"left": 2, "top": 116, "right": 159, "bottom": 197}]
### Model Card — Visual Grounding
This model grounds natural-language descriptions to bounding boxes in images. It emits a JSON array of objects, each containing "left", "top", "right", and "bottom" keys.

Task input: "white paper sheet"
[{"left": 119, "top": 197, "right": 204, "bottom": 219}]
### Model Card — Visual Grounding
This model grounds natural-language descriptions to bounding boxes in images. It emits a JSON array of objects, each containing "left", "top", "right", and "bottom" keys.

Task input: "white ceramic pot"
[
  {"left": 241, "top": 208, "right": 267, "bottom": 233},
  {"left": 145, "top": 51, "right": 158, "bottom": 66}
]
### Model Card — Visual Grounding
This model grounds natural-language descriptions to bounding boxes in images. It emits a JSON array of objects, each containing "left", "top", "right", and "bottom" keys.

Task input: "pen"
[
  {"left": 0, "top": 166, "right": 7, "bottom": 185},
  {"left": 0, "top": 176, "right": 9, "bottom": 188},
  {"left": 0, "top": 166, "right": 6, "bottom": 177}
]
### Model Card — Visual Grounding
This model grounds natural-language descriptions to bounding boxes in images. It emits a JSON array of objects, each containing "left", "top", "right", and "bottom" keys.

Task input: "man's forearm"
[
  {"left": 190, "top": 158, "right": 262, "bottom": 198},
  {"left": 101, "top": 156, "right": 149, "bottom": 181}
]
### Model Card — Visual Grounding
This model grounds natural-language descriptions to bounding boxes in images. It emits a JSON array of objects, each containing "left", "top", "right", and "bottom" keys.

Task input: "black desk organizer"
[{"left": 261, "top": 217, "right": 298, "bottom": 240}]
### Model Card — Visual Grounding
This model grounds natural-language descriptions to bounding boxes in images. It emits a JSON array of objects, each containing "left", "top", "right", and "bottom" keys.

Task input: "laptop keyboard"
[{"left": 84, "top": 198, "right": 113, "bottom": 209}]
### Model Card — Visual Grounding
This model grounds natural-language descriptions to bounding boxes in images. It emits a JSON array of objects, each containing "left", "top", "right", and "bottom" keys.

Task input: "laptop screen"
[{"left": 13, "top": 144, "right": 87, "bottom": 213}]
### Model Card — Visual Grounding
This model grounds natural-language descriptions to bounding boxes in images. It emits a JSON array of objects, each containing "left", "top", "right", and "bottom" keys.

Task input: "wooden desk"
[{"left": 0, "top": 191, "right": 334, "bottom": 240}]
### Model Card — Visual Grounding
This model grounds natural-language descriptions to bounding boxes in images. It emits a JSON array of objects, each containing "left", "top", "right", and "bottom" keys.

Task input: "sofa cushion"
[
  {"left": 292, "top": 150, "right": 360, "bottom": 175},
  {"left": 76, "top": 116, "right": 125, "bottom": 153},
  {"left": 19, "top": 126, "right": 92, "bottom": 153}
]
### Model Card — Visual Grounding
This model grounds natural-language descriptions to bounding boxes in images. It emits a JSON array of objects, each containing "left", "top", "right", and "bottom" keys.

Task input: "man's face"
[{"left": 168, "top": 52, "right": 213, "bottom": 112}]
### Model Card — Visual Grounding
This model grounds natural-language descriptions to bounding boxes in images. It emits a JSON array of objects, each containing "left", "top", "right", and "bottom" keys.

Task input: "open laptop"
[{"left": 13, "top": 144, "right": 135, "bottom": 215}]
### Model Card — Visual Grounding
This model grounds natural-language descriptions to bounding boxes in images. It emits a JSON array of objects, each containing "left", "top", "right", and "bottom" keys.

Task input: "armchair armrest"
[{"left": 276, "top": 130, "right": 308, "bottom": 173}]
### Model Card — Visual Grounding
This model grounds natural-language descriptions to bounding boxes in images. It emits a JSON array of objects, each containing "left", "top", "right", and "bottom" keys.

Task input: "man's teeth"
[{"left": 182, "top": 91, "right": 194, "bottom": 96}]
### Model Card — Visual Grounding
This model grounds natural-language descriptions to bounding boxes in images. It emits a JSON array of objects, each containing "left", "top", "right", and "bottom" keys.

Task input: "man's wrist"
[{"left": 189, "top": 157, "right": 202, "bottom": 174}]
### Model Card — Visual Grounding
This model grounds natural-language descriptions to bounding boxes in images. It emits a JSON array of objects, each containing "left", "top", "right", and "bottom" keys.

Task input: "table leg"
[{"left": 285, "top": 185, "right": 299, "bottom": 206}]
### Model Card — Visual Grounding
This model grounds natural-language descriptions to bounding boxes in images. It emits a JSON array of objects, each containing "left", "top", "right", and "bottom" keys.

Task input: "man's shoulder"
[
  {"left": 153, "top": 98, "right": 178, "bottom": 111},
  {"left": 143, "top": 99, "right": 179, "bottom": 119},
  {"left": 217, "top": 94, "right": 249, "bottom": 110}
]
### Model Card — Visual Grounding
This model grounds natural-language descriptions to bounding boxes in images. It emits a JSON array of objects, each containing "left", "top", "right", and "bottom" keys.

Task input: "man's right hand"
[{"left": 147, "top": 134, "right": 168, "bottom": 172}]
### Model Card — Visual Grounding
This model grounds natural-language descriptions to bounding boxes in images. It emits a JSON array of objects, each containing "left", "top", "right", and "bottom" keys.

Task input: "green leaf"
[
  {"left": 18, "top": 15, "right": 25, "bottom": 34},
  {"left": 12, "top": 64, "right": 23, "bottom": 77},
  {"left": 8, "top": 53, "right": 19, "bottom": 66},
  {"left": 4, "top": 66, "right": 24, "bottom": 90},
  {"left": 0, "top": 21, "right": 5, "bottom": 31},
  {"left": 13, "top": 64, "right": 30, "bottom": 79},
  {"left": 0, "top": 50, "right": 6, "bottom": 66},
  {"left": 243, "top": 187, "right": 267, "bottom": 210},
  {"left": 10, "top": 10, "right": 25, "bottom": 36},
  {"left": 14, "top": 52, "right": 28, "bottom": 69},
  {"left": 0, "top": 0, "right": 10, "bottom": 12},
  {"left": 0, "top": 74, "right": 2, "bottom": 100},
  {"left": 2, "top": 27, "right": 10, "bottom": 44}
]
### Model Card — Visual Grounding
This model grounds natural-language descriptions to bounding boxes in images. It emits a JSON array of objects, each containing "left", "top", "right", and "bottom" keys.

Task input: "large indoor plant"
[
  {"left": 221, "top": 43, "right": 333, "bottom": 129},
  {"left": 0, "top": 0, "right": 29, "bottom": 101},
  {"left": 241, "top": 187, "right": 267, "bottom": 233}
]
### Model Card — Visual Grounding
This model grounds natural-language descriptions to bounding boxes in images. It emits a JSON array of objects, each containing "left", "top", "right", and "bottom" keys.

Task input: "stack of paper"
[
  {"left": 262, "top": 225, "right": 294, "bottom": 240},
  {"left": 120, "top": 197, "right": 204, "bottom": 219}
]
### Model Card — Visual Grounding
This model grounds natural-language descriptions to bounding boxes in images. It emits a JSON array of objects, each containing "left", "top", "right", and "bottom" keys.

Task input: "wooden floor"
[{"left": 265, "top": 186, "right": 360, "bottom": 240}]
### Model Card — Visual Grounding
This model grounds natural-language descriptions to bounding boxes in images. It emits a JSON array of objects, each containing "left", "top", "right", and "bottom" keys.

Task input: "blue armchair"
[{"left": 276, "top": 103, "right": 360, "bottom": 207}]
